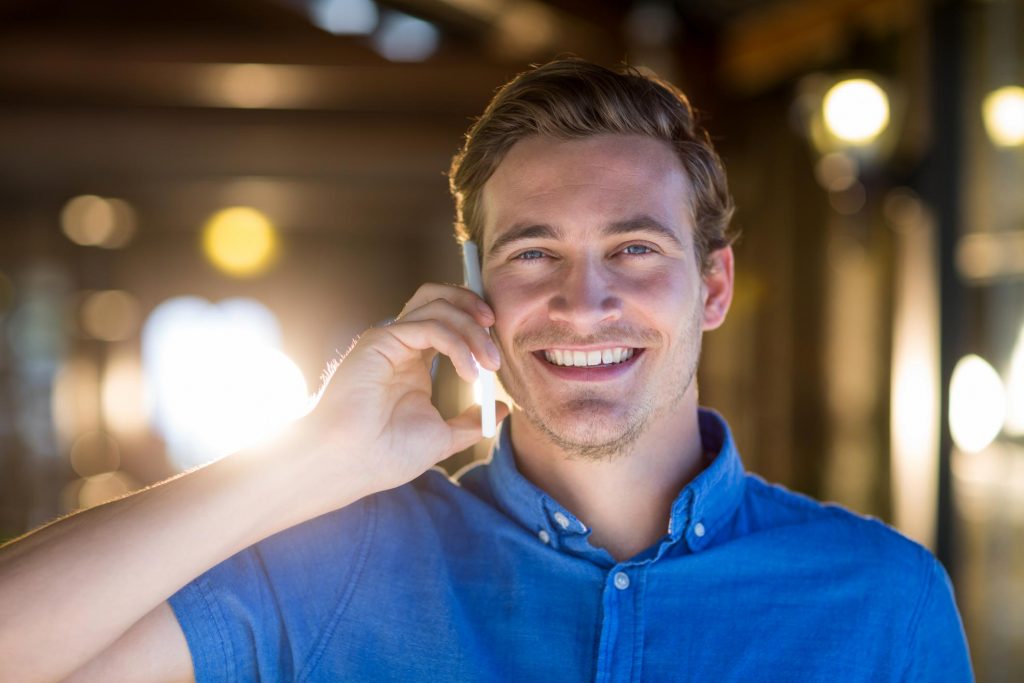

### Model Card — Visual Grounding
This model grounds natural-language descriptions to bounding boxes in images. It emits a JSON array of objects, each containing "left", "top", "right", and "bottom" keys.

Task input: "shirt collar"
[{"left": 484, "top": 407, "right": 746, "bottom": 556}]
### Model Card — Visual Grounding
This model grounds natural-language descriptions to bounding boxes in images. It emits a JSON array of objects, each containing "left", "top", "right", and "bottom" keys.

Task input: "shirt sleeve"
[
  {"left": 901, "top": 556, "right": 974, "bottom": 682},
  {"left": 167, "top": 498, "right": 375, "bottom": 682}
]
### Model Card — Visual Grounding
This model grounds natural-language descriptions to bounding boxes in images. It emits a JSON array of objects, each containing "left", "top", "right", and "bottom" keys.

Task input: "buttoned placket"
[{"left": 482, "top": 410, "right": 743, "bottom": 682}]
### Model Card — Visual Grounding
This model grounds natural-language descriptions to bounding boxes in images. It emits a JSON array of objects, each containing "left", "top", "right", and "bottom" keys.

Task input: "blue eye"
[
  {"left": 514, "top": 249, "right": 546, "bottom": 260},
  {"left": 622, "top": 244, "right": 653, "bottom": 255}
]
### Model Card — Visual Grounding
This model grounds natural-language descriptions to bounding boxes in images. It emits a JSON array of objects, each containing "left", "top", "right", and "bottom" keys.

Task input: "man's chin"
[{"left": 522, "top": 400, "right": 648, "bottom": 461}]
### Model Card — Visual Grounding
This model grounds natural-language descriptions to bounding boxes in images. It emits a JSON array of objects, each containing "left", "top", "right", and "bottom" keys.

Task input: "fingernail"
[
  {"left": 486, "top": 341, "right": 501, "bottom": 366},
  {"left": 476, "top": 300, "right": 493, "bottom": 319}
]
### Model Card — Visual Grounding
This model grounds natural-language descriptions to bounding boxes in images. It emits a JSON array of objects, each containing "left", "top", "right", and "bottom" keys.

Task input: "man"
[{"left": 0, "top": 58, "right": 971, "bottom": 682}]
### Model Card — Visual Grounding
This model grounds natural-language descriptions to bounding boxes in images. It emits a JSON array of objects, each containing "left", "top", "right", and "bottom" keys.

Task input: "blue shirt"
[{"left": 169, "top": 409, "right": 972, "bottom": 681}]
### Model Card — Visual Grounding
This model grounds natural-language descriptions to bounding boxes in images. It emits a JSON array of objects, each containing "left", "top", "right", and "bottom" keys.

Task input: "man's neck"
[{"left": 508, "top": 402, "right": 707, "bottom": 561}]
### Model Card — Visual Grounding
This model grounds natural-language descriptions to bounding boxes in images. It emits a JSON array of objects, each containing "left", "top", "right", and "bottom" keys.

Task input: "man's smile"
[
  {"left": 527, "top": 346, "right": 645, "bottom": 382},
  {"left": 540, "top": 347, "right": 637, "bottom": 367}
]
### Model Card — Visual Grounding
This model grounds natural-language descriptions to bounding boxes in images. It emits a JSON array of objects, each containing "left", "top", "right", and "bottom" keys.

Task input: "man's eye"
[
  {"left": 513, "top": 249, "right": 546, "bottom": 261},
  {"left": 621, "top": 244, "right": 653, "bottom": 256}
]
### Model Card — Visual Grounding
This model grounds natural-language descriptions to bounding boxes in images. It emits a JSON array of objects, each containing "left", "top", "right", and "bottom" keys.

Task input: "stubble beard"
[{"left": 498, "top": 306, "right": 703, "bottom": 462}]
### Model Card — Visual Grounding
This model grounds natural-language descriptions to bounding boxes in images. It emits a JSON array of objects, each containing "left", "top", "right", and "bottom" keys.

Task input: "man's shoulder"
[
  {"left": 737, "top": 473, "right": 938, "bottom": 577},
  {"left": 356, "top": 462, "right": 500, "bottom": 531}
]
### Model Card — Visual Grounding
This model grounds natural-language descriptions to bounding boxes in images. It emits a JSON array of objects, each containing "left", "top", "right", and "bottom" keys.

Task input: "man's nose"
[{"left": 547, "top": 258, "right": 622, "bottom": 328}]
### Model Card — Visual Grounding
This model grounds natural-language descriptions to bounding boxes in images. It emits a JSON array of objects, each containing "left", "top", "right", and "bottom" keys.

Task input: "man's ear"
[{"left": 701, "top": 246, "right": 734, "bottom": 331}]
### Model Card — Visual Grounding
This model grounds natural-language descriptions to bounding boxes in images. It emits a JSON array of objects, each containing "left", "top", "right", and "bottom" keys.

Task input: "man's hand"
[
  {"left": 0, "top": 282, "right": 508, "bottom": 683},
  {"left": 300, "top": 283, "right": 508, "bottom": 504}
]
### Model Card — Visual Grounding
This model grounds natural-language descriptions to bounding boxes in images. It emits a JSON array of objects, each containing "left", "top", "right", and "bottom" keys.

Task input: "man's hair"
[{"left": 448, "top": 57, "right": 736, "bottom": 274}]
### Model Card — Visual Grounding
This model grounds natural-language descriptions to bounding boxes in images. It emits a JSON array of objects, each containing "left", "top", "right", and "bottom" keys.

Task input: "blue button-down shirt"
[{"left": 169, "top": 409, "right": 972, "bottom": 681}]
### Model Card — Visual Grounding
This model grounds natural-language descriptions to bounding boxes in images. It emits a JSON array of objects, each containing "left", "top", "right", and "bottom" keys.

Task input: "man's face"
[{"left": 480, "top": 134, "right": 729, "bottom": 459}]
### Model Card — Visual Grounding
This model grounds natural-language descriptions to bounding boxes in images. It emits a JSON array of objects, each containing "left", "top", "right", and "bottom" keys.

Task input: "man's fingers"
[
  {"left": 382, "top": 319, "right": 483, "bottom": 384},
  {"left": 445, "top": 401, "right": 510, "bottom": 452},
  {"left": 397, "top": 299, "right": 500, "bottom": 371},
  {"left": 399, "top": 283, "right": 494, "bottom": 328}
]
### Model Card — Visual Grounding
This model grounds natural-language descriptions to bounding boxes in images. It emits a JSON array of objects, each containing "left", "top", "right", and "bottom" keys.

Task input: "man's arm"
[
  {"left": 0, "top": 283, "right": 504, "bottom": 683},
  {"left": 61, "top": 602, "right": 193, "bottom": 683}
]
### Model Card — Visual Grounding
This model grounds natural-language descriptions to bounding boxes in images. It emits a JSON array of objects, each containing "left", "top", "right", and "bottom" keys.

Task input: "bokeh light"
[
  {"left": 828, "top": 180, "right": 867, "bottom": 215},
  {"left": 982, "top": 85, "right": 1024, "bottom": 147},
  {"left": 1005, "top": 325, "right": 1024, "bottom": 435},
  {"left": 814, "top": 151, "right": 858, "bottom": 191},
  {"left": 373, "top": 12, "right": 439, "bottom": 62},
  {"left": 822, "top": 78, "right": 890, "bottom": 144},
  {"left": 310, "top": 0, "right": 378, "bottom": 35},
  {"left": 79, "top": 290, "right": 140, "bottom": 341},
  {"left": 101, "top": 348, "right": 151, "bottom": 437},
  {"left": 218, "top": 64, "right": 284, "bottom": 109},
  {"left": 201, "top": 206, "right": 279, "bottom": 277},
  {"left": 61, "top": 470, "right": 136, "bottom": 512},
  {"left": 495, "top": 1, "right": 557, "bottom": 58},
  {"left": 142, "top": 296, "right": 310, "bottom": 469},
  {"left": 77, "top": 471, "right": 134, "bottom": 508},
  {"left": 52, "top": 357, "right": 101, "bottom": 446},
  {"left": 950, "top": 354, "right": 1006, "bottom": 453},
  {"left": 60, "top": 195, "right": 136, "bottom": 248},
  {"left": 69, "top": 430, "right": 120, "bottom": 478}
]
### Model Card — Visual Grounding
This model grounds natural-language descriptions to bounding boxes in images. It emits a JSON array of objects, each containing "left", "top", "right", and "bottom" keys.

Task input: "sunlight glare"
[{"left": 142, "top": 296, "right": 309, "bottom": 469}]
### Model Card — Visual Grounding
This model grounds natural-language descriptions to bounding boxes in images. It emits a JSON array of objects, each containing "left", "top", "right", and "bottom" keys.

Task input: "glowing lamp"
[
  {"left": 982, "top": 85, "right": 1024, "bottom": 147},
  {"left": 823, "top": 79, "right": 890, "bottom": 145},
  {"left": 201, "top": 207, "right": 278, "bottom": 277},
  {"left": 949, "top": 354, "right": 1005, "bottom": 453}
]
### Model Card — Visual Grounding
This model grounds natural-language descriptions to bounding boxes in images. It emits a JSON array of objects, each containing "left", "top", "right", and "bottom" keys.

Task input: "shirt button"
[
  {"left": 553, "top": 512, "right": 571, "bottom": 529},
  {"left": 613, "top": 571, "right": 630, "bottom": 590},
  {"left": 693, "top": 521, "right": 706, "bottom": 538},
  {"left": 538, "top": 529, "right": 551, "bottom": 545}
]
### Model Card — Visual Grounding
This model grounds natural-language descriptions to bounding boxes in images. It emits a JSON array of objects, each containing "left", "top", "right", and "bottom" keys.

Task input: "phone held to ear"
[{"left": 461, "top": 240, "right": 497, "bottom": 438}]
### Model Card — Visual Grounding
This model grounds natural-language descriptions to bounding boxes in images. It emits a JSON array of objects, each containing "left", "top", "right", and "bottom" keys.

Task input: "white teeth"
[{"left": 543, "top": 347, "right": 637, "bottom": 367}]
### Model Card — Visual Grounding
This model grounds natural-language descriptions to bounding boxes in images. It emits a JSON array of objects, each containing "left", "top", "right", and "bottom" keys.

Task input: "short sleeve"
[
  {"left": 901, "top": 557, "right": 974, "bottom": 682},
  {"left": 167, "top": 499, "right": 374, "bottom": 682}
]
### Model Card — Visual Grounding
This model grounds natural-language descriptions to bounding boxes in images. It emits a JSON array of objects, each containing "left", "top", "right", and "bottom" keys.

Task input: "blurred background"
[{"left": 0, "top": 0, "right": 1020, "bottom": 678}]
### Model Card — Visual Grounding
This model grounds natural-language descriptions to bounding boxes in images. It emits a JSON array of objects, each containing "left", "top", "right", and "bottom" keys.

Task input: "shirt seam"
[
  {"left": 896, "top": 546, "right": 938, "bottom": 681},
  {"left": 194, "top": 573, "right": 236, "bottom": 681},
  {"left": 295, "top": 497, "right": 378, "bottom": 682}
]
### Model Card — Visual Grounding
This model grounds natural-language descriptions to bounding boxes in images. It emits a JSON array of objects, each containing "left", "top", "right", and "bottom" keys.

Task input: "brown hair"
[{"left": 448, "top": 57, "right": 736, "bottom": 274}]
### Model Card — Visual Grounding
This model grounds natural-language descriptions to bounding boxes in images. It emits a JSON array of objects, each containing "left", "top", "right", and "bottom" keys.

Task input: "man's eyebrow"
[
  {"left": 604, "top": 215, "right": 684, "bottom": 248},
  {"left": 487, "top": 223, "right": 563, "bottom": 257},
  {"left": 486, "top": 215, "right": 683, "bottom": 258}
]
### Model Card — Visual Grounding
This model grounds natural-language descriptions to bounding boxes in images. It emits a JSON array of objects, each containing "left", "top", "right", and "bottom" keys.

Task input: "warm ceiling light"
[
  {"left": 949, "top": 354, "right": 1005, "bottom": 453},
  {"left": 201, "top": 206, "right": 278, "bottom": 277},
  {"left": 61, "top": 195, "right": 136, "bottom": 248},
  {"left": 982, "top": 85, "right": 1024, "bottom": 147},
  {"left": 822, "top": 78, "right": 890, "bottom": 145}
]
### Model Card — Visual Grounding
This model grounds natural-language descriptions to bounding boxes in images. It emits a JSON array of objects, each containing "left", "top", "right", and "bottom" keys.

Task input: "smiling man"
[
  {"left": 476, "top": 131, "right": 731, "bottom": 560},
  {"left": 0, "top": 58, "right": 971, "bottom": 682}
]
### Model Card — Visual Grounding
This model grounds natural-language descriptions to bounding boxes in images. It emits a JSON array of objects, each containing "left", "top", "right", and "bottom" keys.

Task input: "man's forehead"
[{"left": 480, "top": 134, "right": 694, "bottom": 251}]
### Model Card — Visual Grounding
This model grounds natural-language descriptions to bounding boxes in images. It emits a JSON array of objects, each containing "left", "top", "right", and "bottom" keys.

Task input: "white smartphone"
[{"left": 461, "top": 240, "right": 497, "bottom": 438}]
